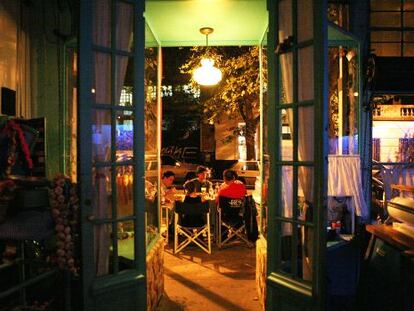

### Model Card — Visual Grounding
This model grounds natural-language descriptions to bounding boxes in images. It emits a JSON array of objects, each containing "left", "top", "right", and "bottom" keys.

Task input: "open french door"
[
  {"left": 78, "top": 1, "right": 147, "bottom": 310},
  {"left": 266, "top": 0, "right": 328, "bottom": 310}
]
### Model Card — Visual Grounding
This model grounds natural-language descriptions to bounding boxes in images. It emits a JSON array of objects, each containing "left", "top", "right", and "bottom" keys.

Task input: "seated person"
[
  {"left": 161, "top": 171, "right": 176, "bottom": 204},
  {"left": 217, "top": 169, "right": 247, "bottom": 202},
  {"left": 183, "top": 165, "right": 213, "bottom": 194},
  {"left": 184, "top": 181, "right": 206, "bottom": 204}
]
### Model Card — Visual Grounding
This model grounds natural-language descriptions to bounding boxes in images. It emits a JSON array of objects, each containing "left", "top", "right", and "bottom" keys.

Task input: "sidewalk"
[{"left": 157, "top": 244, "right": 261, "bottom": 311}]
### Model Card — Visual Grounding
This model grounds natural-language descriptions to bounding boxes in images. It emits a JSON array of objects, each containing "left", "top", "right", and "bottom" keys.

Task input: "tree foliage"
[{"left": 181, "top": 46, "right": 266, "bottom": 159}]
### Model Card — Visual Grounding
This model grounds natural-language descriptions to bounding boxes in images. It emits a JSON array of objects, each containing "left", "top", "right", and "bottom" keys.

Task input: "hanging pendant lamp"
[{"left": 193, "top": 27, "right": 222, "bottom": 86}]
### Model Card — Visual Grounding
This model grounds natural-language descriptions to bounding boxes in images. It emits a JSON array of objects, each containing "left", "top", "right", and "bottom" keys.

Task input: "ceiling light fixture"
[{"left": 193, "top": 27, "right": 222, "bottom": 86}]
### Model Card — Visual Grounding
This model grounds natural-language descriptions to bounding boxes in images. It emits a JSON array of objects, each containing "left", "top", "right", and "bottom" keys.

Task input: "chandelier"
[{"left": 193, "top": 27, "right": 222, "bottom": 86}]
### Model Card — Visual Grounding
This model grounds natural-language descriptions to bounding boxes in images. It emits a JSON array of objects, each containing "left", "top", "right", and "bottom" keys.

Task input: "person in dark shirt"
[{"left": 183, "top": 165, "right": 212, "bottom": 194}]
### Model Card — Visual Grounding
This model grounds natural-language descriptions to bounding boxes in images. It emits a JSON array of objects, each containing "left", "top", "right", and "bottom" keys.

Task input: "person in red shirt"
[{"left": 217, "top": 169, "right": 246, "bottom": 201}]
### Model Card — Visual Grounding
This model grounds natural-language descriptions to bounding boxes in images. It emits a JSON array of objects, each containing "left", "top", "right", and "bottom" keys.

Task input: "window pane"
[
  {"left": 116, "top": 56, "right": 133, "bottom": 106},
  {"left": 371, "top": 42, "right": 401, "bottom": 56},
  {"left": 279, "top": 53, "right": 293, "bottom": 104},
  {"left": 93, "top": 0, "right": 111, "bottom": 48},
  {"left": 404, "top": 31, "right": 414, "bottom": 42},
  {"left": 116, "top": 111, "right": 133, "bottom": 162},
  {"left": 92, "top": 109, "right": 112, "bottom": 163},
  {"left": 404, "top": 43, "right": 414, "bottom": 55},
  {"left": 117, "top": 220, "right": 135, "bottom": 268},
  {"left": 117, "top": 166, "right": 134, "bottom": 217},
  {"left": 281, "top": 166, "right": 293, "bottom": 219},
  {"left": 371, "top": 31, "right": 401, "bottom": 42},
  {"left": 370, "top": 0, "right": 402, "bottom": 11},
  {"left": 298, "top": 224, "right": 313, "bottom": 282},
  {"left": 404, "top": 0, "right": 414, "bottom": 10},
  {"left": 298, "top": 46, "right": 314, "bottom": 102},
  {"left": 94, "top": 223, "right": 112, "bottom": 276},
  {"left": 145, "top": 47, "right": 159, "bottom": 154},
  {"left": 279, "top": 0, "right": 293, "bottom": 39},
  {"left": 276, "top": 221, "right": 293, "bottom": 275},
  {"left": 371, "top": 12, "right": 401, "bottom": 26},
  {"left": 298, "top": 166, "right": 314, "bottom": 218},
  {"left": 298, "top": 106, "right": 314, "bottom": 161},
  {"left": 281, "top": 108, "right": 293, "bottom": 161},
  {"left": 92, "top": 167, "right": 112, "bottom": 219},
  {"left": 115, "top": 1, "right": 134, "bottom": 52},
  {"left": 146, "top": 194, "right": 159, "bottom": 246},
  {"left": 403, "top": 12, "right": 414, "bottom": 26},
  {"left": 297, "top": 0, "right": 313, "bottom": 43},
  {"left": 93, "top": 52, "right": 112, "bottom": 105}
]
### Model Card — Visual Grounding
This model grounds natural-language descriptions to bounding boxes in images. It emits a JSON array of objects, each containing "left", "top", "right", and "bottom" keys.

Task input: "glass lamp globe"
[{"left": 193, "top": 58, "right": 222, "bottom": 86}]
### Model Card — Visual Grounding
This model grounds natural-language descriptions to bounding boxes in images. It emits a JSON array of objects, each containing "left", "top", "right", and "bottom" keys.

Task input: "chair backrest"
[
  {"left": 175, "top": 201, "right": 209, "bottom": 215},
  {"left": 218, "top": 196, "right": 245, "bottom": 220}
]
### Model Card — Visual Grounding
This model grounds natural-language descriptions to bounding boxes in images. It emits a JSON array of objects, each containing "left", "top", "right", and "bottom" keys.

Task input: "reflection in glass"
[
  {"left": 93, "top": 52, "right": 112, "bottom": 105},
  {"left": 92, "top": 109, "right": 112, "bottom": 163},
  {"left": 297, "top": 0, "right": 313, "bottom": 42},
  {"left": 281, "top": 108, "right": 293, "bottom": 161},
  {"left": 328, "top": 47, "right": 359, "bottom": 155},
  {"left": 93, "top": 0, "right": 111, "bottom": 48},
  {"left": 116, "top": 56, "right": 133, "bottom": 106},
  {"left": 94, "top": 223, "right": 112, "bottom": 276},
  {"left": 116, "top": 111, "right": 134, "bottom": 162},
  {"left": 299, "top": 224, "right": 313, "bottom": 282},
  {"left": 298, "top": 46, "right": 314, "bottom": 101},
  {"left": 116, "top": 1, "right": 134, "bottom": 52},
  {"left": 117, "top": 220, "right": 135, "bottom": 271},
  {"left": 117, "top": 166, "right": 134, "bottom": 217},
  {"left": 298, "top": 106, "right": 314, "bottom": 161}
]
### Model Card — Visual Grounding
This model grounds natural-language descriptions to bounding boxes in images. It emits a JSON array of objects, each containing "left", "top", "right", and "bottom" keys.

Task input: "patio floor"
[{"left": 157, "top": 243, "right": 261, "bottom": 311}]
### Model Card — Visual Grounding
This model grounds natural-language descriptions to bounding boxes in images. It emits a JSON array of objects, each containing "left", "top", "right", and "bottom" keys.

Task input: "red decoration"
[{"left": 2, "top": 120, "right": 33, "bottom": 173}]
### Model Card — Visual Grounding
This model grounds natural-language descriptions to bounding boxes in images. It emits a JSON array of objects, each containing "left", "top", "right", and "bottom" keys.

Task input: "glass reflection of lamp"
[{"left": 193, "top": 27, "right": 222, "bottom": 86}]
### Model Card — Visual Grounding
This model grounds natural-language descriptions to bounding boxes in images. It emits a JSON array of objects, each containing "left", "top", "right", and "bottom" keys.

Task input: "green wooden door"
[
  {"left": 78, "top": 1, "right": 147, "bottom": 310},
  {"left": 266, "top": 0, "right": 328, "bottom": 310}
]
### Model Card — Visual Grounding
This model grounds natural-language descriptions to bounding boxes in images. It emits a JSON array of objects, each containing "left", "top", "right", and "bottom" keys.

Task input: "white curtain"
[{"left": 328, "top": 155, "right": 368, "bottom": 220}]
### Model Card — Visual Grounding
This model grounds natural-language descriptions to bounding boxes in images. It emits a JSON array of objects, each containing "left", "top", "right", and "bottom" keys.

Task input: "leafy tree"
[{"left": 181, "top": 46, "right": 265, "bottom": 160}]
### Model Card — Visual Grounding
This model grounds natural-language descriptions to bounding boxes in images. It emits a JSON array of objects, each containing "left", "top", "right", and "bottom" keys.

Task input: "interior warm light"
[
  {"left": 193, "top": 58, "right": 222, "bottom": 86},
  {"left": 192, "top": 27, "right": 222, "bottom": 86}
]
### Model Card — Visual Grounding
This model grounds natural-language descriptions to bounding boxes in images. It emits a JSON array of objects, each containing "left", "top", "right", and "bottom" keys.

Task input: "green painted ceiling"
[{"left": 145, "top": 0, "right": 268, "bottom": 47}]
